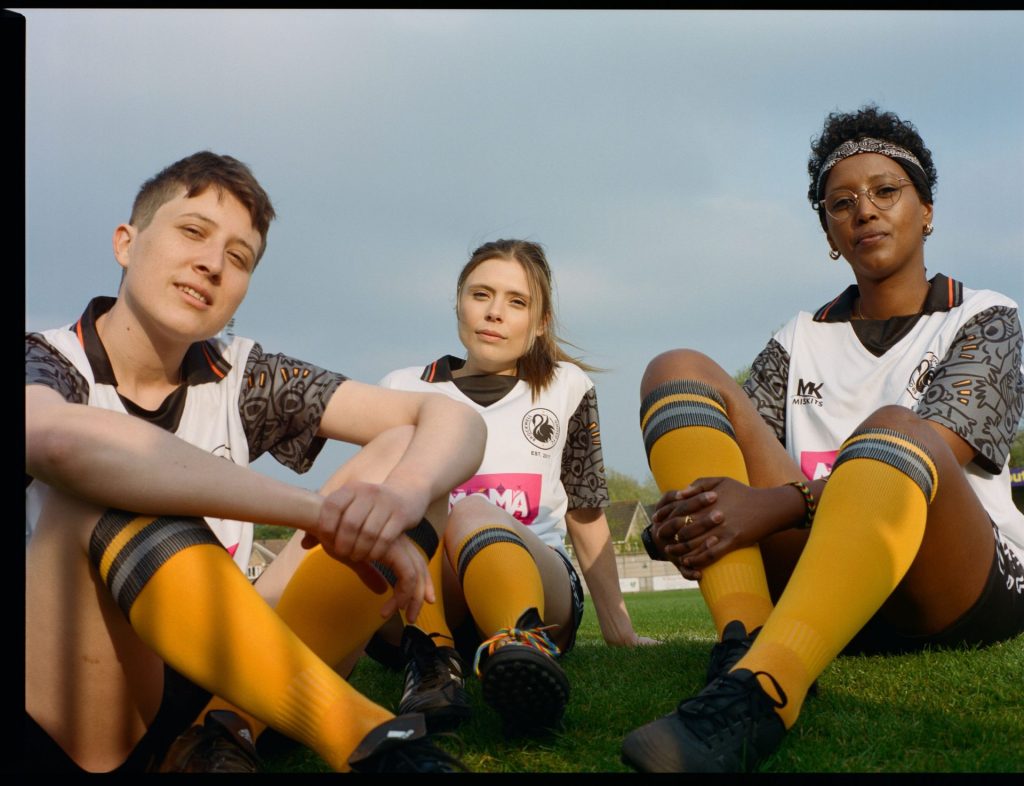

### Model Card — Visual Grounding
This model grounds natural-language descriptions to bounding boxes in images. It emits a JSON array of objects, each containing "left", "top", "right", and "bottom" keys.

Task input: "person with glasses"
[
  {"left": 620, "top": 105, "right": 1024, "bottom": 772},
  {"left": 368, "top": 239, "right": 657, "bottom": 738}
]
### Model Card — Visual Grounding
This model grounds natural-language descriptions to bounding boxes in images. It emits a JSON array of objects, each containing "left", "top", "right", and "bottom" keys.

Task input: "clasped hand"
[
  {"left": 650, "top": 477, "right": 777, "bottom": 580},
  {"left": 301, "top": 480, "right": 435, "bottom": 623}
]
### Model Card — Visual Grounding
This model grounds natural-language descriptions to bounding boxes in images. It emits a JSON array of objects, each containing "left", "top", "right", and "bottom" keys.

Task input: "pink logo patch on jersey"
[
  {"left": 449, "top": 473, "right": 542, "bottom": 525},
  {"left": 800, "top": 450, "right": 838, "bottom": 481}
]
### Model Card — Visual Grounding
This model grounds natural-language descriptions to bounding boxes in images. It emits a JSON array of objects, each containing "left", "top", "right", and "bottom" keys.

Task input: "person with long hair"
[
  {"left": 375, "top": 238, "right": 657, "bottom": 735},
  {"left": 620, "top": 105, "right": 1024, "bottom": 772}
]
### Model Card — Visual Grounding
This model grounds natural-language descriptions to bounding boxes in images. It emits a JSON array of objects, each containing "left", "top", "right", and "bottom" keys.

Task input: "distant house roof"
[
  {"left": 258, "top": 538, "right": 289, "bottom": 556},
  {"left": 604, "top": 500, "right": 639, "bottom": 541},
  {"left": 605, "top": 500, "right": 653, "bottom": 542}
]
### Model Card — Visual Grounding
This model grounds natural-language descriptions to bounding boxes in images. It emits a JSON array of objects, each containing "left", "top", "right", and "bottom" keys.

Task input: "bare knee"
[
  {"left": 641, "top": 348, "right": 730, "bottom": 399},
  {"left": 854, "top": 406, "right": 948, "bottom": 458},
  {"left": 319, "top": 425, "right": 415, "bottom": 492},
  {"left": 446, "top": 495, "right": 516, "bottom": 545},
  {"left": 357, "top": 424, "right": 415, "bottom": 471},
  {"left": 30, "top": 487, "right": 107, "bottom": 555},
  {"left": 27, "top": 495, "right": 163, "bottom": 771},
  {"left": 448, "top": 493, "right": 512, "bottom": 527}
]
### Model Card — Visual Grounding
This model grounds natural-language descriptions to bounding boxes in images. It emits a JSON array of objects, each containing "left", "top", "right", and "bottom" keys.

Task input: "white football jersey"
[
  {"left": 380, "top": 357, "right": 609, "bottom": 556},
  {"left": 26, "top": 297, "right": 346, "bottom": 572},
  {"left": 744, "top": 275, "right": 1024, "bottom": 564}
]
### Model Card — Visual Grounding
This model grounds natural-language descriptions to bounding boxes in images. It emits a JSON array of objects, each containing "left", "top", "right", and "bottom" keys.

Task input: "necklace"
[{"left": 853, "top": 289, "right": 928, "bottom": 321}]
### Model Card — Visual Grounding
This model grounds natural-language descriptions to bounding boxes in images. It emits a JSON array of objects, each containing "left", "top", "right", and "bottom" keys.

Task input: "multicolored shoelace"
[{"left": 472, "top": 623, "right": 561, "bottom": 677}]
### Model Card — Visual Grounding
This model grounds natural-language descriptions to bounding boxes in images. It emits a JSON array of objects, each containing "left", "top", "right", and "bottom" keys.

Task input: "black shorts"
[
  {"left": 24, "top": 665, "right": 211, "bottom": 773},
  {"left": 553, "top": 546, "right": 587, "bottom": 653},
  {"left": 844, "top": 530, "right": 1024, "bottom": 656}
]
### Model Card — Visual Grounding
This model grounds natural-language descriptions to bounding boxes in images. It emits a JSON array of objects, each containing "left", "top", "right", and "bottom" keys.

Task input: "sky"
[{"left": 19, "top": 9, "right": 1024, "bottom": 490}]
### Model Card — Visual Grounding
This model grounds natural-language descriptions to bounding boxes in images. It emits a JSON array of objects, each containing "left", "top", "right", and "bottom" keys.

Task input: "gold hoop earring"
[
  {"left": 923, "top": 223, "right": 934, "bottom": 237},
  {"left": 829, "top": 249, "right": 841, "bottom": 260}
]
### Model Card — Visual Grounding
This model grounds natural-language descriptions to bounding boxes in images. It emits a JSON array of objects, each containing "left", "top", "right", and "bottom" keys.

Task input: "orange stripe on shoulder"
[
  {"left": 200, "top": 344, "right": 226, "bottom": 379},
  {"left": 75, "top": 319, "right": 85, "bottom": 348},
  {"left": 818, "top": 294, "right": 842, "bottom": 321}
]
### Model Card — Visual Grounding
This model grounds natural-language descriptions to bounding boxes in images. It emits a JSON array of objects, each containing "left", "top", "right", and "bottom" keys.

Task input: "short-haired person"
[
  {"left": 372, "top": 239, "right": 658, "bottom": 735},
  {"left": 25, "top": 151, "right": 487, "bottom": 773},
  {"left": 621, "top": 106, "right": 1024, "bottom": 772}
]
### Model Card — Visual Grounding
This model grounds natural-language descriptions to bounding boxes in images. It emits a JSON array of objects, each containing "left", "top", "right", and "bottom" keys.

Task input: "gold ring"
[{"left": 683, "top": 515, "right": 694, "bottom": 526}]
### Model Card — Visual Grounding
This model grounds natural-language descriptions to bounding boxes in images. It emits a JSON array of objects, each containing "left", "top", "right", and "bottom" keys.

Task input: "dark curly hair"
[{"left": 807, "top": 104, "right": 937, "bottom": 233}]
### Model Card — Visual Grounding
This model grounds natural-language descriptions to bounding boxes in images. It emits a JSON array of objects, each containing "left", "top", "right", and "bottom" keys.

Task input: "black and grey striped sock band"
[
  {"left": 89, "top": 509, "right": 221, "bottom": 618},
  {"left": 405, "top": 518, "right": 439, "bottom": 559},
  {"left": 372, "top": 562, "right": 398, "bottom": 587},
  {"left": 370, "top": 519, "right": 440, "bottom": 588},
  {"left": 833, "top": 427, "right": 939, "bottom": 503},
  {"left": 640, "top": 379, "right": 734, "bottom": 458},
  {"left": 456, "top": 527, "right": 528, "bottom": 585}
]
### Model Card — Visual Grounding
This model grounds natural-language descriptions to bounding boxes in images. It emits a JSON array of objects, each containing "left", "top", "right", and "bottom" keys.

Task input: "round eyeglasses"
[{"left": 816, "top": 178, "right": 914, "bottom": 222}]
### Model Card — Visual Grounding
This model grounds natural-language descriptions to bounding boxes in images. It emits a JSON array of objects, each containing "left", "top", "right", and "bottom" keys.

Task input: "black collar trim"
[
  {"left": 71, "top": 296, "right": 233, "bottom": 386},
  {"left": 812, "top": 274, "right": 962, "bottom": 323},
  {"left": 420, "top": 355, "right": 463, "bottom": 383},
  {"left": 419, "top": 354, "right": 527, "bottom": 383},
  {"left": 418, "top": 355, "right": 521, "bottom": 407}
]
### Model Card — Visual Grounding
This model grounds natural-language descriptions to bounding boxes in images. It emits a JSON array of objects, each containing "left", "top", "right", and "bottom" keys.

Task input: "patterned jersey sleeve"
[
  {"left": 26, "top": 333, "right": 89, "bottom": 404},
  {"left": 561, "top": 386, "right": 610, "bottom": 510},
  {"left": 240, "top": 344, "right": 348, "bottom": 473},
  {"left": 916, "top": 305, "right": 1024, "bottom": 474},
  {"left": 742, "top": 337, "right": 790, "bottom": 445}
]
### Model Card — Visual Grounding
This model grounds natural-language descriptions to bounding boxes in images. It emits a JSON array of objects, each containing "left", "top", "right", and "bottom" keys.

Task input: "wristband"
[
  {"left": 787, "top": 480, "right": 817, "bottom": 530},
  {"left": 641, "top": 523, "right": 668, "bottom": 561}
]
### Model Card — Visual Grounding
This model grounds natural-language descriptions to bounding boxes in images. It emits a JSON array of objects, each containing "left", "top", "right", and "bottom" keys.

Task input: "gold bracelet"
[{"left": 787, "top": 480, "right": 817, "bottom": 530}]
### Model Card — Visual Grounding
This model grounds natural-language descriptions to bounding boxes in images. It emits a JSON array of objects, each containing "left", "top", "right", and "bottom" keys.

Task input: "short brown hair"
[{"left": 130, "top": 151, "right": 276, "bottom": 265}]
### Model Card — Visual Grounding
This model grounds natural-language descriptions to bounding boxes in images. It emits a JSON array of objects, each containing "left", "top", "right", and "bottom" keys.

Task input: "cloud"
[{"left": 21, "top": 9, "right": 1024, "bottom": 485}]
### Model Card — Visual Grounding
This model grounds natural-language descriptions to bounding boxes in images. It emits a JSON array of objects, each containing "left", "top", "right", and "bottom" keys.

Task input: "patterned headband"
[{"left": 816, "top": 137, "right": 927, "bottom": 198}]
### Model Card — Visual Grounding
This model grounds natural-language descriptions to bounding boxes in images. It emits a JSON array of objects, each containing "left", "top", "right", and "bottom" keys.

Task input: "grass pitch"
[{"left": 264, "top": 589, "right": 1024, "bottom": 773}]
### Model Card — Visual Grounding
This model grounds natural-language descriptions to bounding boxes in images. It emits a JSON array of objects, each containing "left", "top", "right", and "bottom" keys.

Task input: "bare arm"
[
  {"left": 321, "top": 381, "right": 486, "bottom": 513},
  {"left": 26, "top": 380, "right": 485, "bottom": 621},
  {"left": 26, "top": 383, "right": 322, "bottom": 527},
  {"left": 306, "top": 380, "right": 487, "bottom": 563},
  {"left": 565, "top": 507, "right": 659, "bottom": 647},
  {"left": 25, "top": 379, "right": 482, "bottom": 543}
]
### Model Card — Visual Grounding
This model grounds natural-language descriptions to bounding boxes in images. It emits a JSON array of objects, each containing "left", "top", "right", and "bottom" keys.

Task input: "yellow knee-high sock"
[
  {"left": 200, "top": 542, "right": 403, "bottom": 738},
  {"left": 399, "top": 521, "right": 454, "bottom": 646},
  {"left": 737, "top": 428, "right": 938, "bottom": 728},
  {"left": 640, "top": 380, "right": 773, "bottom": 636},
  {"left": 89, "top": 512, "right": 392, "bottom": 772},
  {"left": 455, "top": 525, "right": 545, "bottom": 634},
  {"left": 274, "top": 545, "right": 405, "bottom": 668},
  {"left": 203, "top": 520, "right": 444, "bottom": 737}
]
